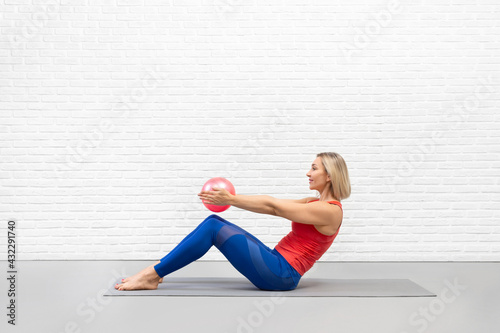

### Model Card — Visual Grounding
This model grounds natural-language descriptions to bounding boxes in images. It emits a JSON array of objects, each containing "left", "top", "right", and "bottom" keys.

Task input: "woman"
[{"left": 115, "top": 152, "right": 351, "bottom": 291}]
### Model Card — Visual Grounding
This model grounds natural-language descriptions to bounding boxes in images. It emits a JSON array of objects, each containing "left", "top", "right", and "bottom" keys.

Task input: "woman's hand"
[{"left": 198, "top": 187, "right": 234, "bottom": 206}]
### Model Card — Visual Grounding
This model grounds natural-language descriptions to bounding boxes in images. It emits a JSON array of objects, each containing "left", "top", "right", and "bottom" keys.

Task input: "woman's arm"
[
  {"left": 198, "top": 188, "right": 338, "bottom": 226},
  {"left": 270, "top": 199, "right": 341, "bottom": 226},
  {"left": 229, "top": 194, "right": 276, "bottom": 215},
  {"left": 230, "top": 195, "right": 339, "bottom": 227},
  {"left": 198, "top": 188, "right": 315, "bottom": 216},
  {"left": 198, "top": 189, "right": 277, "bottom": 215}
]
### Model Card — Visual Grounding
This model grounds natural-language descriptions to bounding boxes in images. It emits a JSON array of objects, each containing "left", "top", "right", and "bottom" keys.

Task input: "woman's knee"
[
  {"left": 200, "top": 214, "right": 227, "bottom": 230},
  {"left": 203, "top": 214, "right": 232, "bottom": 225},
  {"left": 205, "top": 214, "right": 222, "bottom": 221}
]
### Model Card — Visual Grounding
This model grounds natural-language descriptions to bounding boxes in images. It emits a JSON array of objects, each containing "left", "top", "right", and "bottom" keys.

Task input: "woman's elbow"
[{"left": 266, "top": 196, "right": 278, "bottom": 216}]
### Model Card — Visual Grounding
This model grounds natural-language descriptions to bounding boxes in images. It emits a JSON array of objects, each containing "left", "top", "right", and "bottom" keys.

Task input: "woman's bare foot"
[
  {"left": 121, "top": 261, "right": 164, "bottom": 284},
  {"left": 116, "top": 263, "right": 163, "bottom": 291}
]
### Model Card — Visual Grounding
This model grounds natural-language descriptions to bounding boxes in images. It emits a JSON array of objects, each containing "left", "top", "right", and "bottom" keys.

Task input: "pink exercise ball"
[{"left": 201, "top": 177, "right": 236, "bottom": 212}]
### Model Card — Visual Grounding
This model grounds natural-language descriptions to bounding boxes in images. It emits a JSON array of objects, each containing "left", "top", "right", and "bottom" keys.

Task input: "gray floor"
[{"left": 1, "top": 260, "right": 499, "bottom": 333}]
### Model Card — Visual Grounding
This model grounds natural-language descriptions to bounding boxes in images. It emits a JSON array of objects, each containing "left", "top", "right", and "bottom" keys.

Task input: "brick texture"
[{"left": 1, "top": 0, "right": 499, "bottom": 261}]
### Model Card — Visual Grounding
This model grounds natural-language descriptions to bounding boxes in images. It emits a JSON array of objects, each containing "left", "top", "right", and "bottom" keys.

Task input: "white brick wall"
[{"left": 1, "top": 0, "right": 499, "bottom": 261}]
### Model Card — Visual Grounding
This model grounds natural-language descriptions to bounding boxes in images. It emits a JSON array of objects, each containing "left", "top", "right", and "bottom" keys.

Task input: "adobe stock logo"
[
  {"left": 236, "top": 295, "right": 286, "bottom": 333},
  {"left": 340, "top": 0, "right": 403, "bottom": 62},
  {"left": 400, "top": 278, "right": 467, "bottom": 333},
  {"left": 6, "top": 0, "right": 61, "bottom": 49}
]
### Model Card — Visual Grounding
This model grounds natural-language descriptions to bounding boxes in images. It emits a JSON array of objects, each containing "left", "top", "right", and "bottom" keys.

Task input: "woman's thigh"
[{"left": 212, "top": 216, "right": 300, "bottom": 291}]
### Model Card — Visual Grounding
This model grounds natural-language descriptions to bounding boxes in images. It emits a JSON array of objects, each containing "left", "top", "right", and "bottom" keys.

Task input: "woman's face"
[{"left": 306, "top": 157, "right": 330, "bottom": 192}]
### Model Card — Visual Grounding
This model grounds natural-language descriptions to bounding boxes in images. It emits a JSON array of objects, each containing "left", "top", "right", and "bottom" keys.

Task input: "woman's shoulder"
[
  {"left": 307, "top": 199, "right": 343, "bottom": 211},
  {"left": 304, "top": 197, "right": 320, "bottom": 203},
  {"left": 282, "top": 197, "right": 319, "bottom": 204}
]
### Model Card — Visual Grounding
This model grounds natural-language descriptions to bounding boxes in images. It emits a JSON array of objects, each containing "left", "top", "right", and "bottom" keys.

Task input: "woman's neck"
[{"left": 318, "top": 188, "right": 338, "bottom": 202}]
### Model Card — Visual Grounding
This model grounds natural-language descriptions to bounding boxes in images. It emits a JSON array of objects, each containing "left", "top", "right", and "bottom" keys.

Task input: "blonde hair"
[{"left": 317, "top": 152, "right": 351, "bottom": 201}]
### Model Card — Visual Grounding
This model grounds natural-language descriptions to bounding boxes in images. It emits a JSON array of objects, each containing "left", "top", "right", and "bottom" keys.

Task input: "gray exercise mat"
[{"left": 104, "top": 277, "right": 435, "bottom": 297}]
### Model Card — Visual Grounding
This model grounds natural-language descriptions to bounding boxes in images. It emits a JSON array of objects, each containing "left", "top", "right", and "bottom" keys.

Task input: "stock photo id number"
[{"left": 6, "top": 220, "right": 17, "bottom": 326}]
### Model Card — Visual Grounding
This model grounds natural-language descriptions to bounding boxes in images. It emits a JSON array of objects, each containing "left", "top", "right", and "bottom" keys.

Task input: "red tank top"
[{"left": 274, "top": 199, "right": 342, "bottom": 276}]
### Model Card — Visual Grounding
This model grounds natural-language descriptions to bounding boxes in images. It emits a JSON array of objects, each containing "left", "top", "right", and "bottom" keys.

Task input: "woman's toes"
[
  {"left": 115, "top": 282, "right": 131, "bottom": 291},
  {"left": 117, "top": 282, "right": 129, "bottom": 291}
]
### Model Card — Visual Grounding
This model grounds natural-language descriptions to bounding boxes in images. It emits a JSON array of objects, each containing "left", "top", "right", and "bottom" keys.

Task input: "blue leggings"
[{"left": 153, "top": 214, "right": 302, "bottom": 291}]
